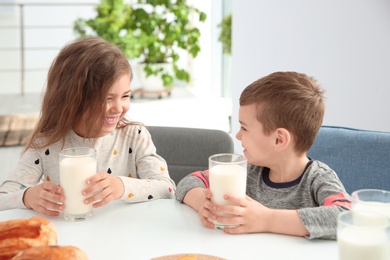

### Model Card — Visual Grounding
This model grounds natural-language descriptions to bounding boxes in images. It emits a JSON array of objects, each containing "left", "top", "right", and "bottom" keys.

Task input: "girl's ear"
[{"left": 274, "top": 128, "right": 290, "bottom": 151}]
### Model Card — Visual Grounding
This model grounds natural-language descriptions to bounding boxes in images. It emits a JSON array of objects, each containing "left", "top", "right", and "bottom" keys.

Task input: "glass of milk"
[
  {"left": 59, "top": 147, "right": 97, "bottom": 221},
  {"left": 351, "top": 189, "right": 390, "bottom": 220},
  {"left": 337, "top": 210, "right": 390, "bottom": 260},
  {"left": 209, "top": 153, "right": 247, "bottom": 229}
]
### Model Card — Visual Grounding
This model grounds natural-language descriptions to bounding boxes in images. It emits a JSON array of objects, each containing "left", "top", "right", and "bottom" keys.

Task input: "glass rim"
[
  {"left": 351, "top": 189, "right": 390, "bottom": 197},
  {"left": 209, "top": 153, "right": 246, "bottom": 164},
  {"left": 352, "top": 188, "right": 390, "bottom": 194},
  {"left": 351, "top": 189, "right": 390, "bottom": 205},
  {"left": 59, "top": 147, "right": 96, "bottom": 157},
  {"left": 338, "top": 210, "right": 390, "bottom": 228}
]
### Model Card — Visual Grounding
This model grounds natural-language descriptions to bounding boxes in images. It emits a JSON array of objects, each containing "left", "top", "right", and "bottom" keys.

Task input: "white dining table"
[{"left": 0, "top": 199, "right": 338, "bottom": 259}]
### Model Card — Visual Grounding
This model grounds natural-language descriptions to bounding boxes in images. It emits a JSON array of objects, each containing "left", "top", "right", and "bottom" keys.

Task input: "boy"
[{"left": 175, "top": 71, "right": 350, "bottom": 239}]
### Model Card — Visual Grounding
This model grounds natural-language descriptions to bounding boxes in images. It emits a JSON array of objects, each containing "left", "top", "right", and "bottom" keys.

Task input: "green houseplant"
[
  {"left": 73, "top": 0, "right": 141, "bottom": 59},
  {"left": 218, "top": 13, "right": 231, "bottom": 55},
  {"left": 74, "top": 0, "right": 207, "bottom": 89},
  {"left": 218, "top": 13, "right": 232, "bottom": 97}
]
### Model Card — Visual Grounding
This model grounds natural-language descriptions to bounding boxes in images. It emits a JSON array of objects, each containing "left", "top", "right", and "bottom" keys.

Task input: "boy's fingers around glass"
[
  {"left": 215, "top": 214, "right": 242, "bottom": 228},
  {"left": 198, "top": 204, "right": 218, "bottom": 229},
  {"left": 223, "top": 223, "right": 245, "bottom": 234},
  {"left": 199, "top": 209, "right": 216, "bottom": 229},
  {"left": 216, "top": 204, "right": 244, "bottom": 217},
  {"left": 200, "top": 215, "right": 215, "bottom": 229}
]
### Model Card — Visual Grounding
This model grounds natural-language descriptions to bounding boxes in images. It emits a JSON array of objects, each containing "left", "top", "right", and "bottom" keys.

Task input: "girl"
[{"left": 0, "top": 37, "right": 175, "bottom": 216}]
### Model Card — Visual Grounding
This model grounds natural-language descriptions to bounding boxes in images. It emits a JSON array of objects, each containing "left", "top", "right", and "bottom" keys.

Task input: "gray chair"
[
  {"left": 148, "top": 126, "right": 234, "bottom": 185},
  {"left": 308, "top": 126, "right": 390, "bottom": 194}
]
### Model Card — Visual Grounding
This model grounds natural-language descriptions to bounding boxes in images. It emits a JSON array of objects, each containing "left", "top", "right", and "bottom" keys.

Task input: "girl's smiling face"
[
  {"left": 98, "top": 73, "right": 131, "bottom": 136},
  {"left": 74, "top": 73, "right": 131, "bottom": 138}
]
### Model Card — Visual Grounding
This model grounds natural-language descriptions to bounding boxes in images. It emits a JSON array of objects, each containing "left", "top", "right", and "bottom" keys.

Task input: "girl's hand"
[
  {"left": 82, "top": 172, "right": 124, "bottom": 208},
  {"left": 23, "top": 181, "right": 64, "bottom": 216},
  {"left": 212, "top": 194, "right": 269, "bottom": 234}
]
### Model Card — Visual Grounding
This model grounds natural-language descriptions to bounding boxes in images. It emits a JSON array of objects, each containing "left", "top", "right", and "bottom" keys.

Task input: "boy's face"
[{"left": 236, "top": 104, "right": 277, "bottom": 166}]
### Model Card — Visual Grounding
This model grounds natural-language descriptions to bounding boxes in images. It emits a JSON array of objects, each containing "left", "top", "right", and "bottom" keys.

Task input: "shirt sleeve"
[
  {"left": 175, "top": 170, "right": 209, "bottom": 202},
  {"left": 298, "top": 163, "right": 351, "bottom": 239},
  {"left": 118, "top": 126, "right": 176, "bottom": 202},
  {"left": 298, "top": 205, "right": 346, "bottom": 239},
  {"left": 0, "top": 149, "right": 44, "bottom": 210}
]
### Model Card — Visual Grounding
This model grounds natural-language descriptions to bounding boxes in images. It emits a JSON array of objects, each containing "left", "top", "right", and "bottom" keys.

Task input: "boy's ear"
[{"left": 274, "top": 128, "right": 290, "bottom": 151}]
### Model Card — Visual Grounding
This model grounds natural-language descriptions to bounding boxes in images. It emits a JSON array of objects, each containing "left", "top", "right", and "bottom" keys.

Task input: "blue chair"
[{"left": 308, "top": 126, "right": 390, "bottom": 194}]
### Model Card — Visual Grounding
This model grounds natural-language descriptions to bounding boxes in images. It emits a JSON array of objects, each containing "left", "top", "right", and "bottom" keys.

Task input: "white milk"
[
  {"left": 338, "top": 226, "right": 390, "bottom": 260},
  {"left": 60, "top": 156, "right": 96, "bottom": 215},
  {"left": 353, "top": 203, "right": 390, "bottom": 227},
  {"left": 353, "top": 201, "right": 390, "bottom": 219},
  {"left": 352, "top": 210, "right": 389, "bottom": 227},
  {"left": 209, "top": 164, "right": 247, "bottom": 206}
]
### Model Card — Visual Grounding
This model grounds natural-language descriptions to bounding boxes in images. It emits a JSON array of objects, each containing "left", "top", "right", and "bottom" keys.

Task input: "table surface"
[{"left": 0, "top": 199, "right": 337, "bottom": 259}]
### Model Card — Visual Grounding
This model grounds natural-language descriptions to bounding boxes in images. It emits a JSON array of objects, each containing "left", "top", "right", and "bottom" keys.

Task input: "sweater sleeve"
[
  {"left": 0, "top": 149, "right": 44, "bottom": 210},
  {"left": 175, "top": 171, "right": 209, "bottom": 202},
  {"left": 118, "top": 126, "right": 176, "bottom": 202},
  {"left": 0, "top": 188, "right": 28, "bottom": 210},
  {"left": 298, "top": 162, "right": 351, "bottom": 239},
  {"left": 298, "top": 205, "right": 346, "bottom": 239}
]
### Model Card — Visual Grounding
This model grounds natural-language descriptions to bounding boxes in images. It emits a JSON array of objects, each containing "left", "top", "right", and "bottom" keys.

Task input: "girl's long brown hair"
[{"left": 23, "top": 37, "right": 132, "bottom": 153}]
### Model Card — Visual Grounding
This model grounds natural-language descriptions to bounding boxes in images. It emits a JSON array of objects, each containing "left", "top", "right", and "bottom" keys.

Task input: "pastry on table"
[
  {"left": 12, "top": 245, "right": 89, "bottom": 260},
  {"left": 0, "top": 216, "right": 57, "bottom": 259}
]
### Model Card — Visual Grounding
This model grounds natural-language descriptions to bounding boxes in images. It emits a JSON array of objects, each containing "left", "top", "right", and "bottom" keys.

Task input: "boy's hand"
[
  {"left": 197, "top": 189, "right": 220, "bottom": 229},
  {"left": 182, "top": 187, "right": 225, "bottom": 229},
  {"left": 213, "top": 194, "right": 269, "bottom": 234},
  {"left": 215, "top": 194, "right": 310, "bottom": 236}
]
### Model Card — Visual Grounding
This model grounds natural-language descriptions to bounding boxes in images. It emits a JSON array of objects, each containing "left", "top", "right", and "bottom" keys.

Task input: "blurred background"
[
  {"left": 0, "top": 0, "right": 233, "bottom": 134},
  {"left": 1, "top": 0, "right": 390, "bottom": 154}
]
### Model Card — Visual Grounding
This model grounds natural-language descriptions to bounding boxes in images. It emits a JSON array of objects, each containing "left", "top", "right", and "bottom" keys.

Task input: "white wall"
[
  {"left": 231, "top": 0, "right": 390, "bottom": 152},
  {"left": 0, "top": 0, "right": 99, "bottom": 94}
]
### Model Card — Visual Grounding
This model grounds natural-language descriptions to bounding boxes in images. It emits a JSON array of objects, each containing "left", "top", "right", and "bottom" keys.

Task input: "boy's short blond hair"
[{"left": 240, "top": 71, "right": 325, "bottom": 155}]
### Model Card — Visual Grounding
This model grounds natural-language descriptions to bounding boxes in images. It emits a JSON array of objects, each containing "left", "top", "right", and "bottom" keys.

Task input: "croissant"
[
  {"left": 12, "top": 245, "right": 89, "bottom": 260},
  {"left": 0, "top": 216, "right": 57, "bottom": 259}
]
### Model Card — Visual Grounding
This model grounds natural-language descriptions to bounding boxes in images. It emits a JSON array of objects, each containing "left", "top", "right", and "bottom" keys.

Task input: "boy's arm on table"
[{"left": 175, "top": 170, "right": 210, "bottom": 211}]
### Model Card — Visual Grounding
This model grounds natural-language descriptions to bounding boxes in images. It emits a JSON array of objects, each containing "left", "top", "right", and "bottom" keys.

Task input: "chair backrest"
[
  {"left": 148, "top": 126, "right": 235, "bottom": 185},
  {"left": 308, "top": 126, "right": 390, "bottom": 194}
]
